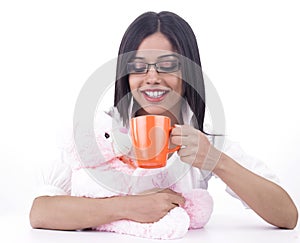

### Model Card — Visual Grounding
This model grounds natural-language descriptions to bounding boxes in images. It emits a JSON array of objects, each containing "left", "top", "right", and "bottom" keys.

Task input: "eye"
[
  {"left": 127, "top": 62, "right": 147, "bottom": 73},
  {"left": 104, "top": 132, "right": 110, "bottom": 139},
  {"left": 157, "top": 60, "right": 179, "bottom": 72}
]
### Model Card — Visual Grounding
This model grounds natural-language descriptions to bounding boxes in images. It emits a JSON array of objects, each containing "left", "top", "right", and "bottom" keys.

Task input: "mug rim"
[{"left": 131, "top": 114, "right": 170, "bottom": 120}]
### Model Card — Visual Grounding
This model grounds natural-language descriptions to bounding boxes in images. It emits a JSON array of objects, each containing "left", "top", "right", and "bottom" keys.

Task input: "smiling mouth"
[{"left": 141, "top": 90, "right": 169, "bottom": 102}]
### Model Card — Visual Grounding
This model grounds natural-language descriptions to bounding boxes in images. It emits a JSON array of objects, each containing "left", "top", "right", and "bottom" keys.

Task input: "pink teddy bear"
[{"left": 68, "top": 111, "right": 213, "bottom": 240}]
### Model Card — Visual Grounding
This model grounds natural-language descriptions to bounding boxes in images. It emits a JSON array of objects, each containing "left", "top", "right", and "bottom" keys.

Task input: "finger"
[
  {"left": 171, "top": 135, "right": 182, "bottom": 145},
  {"left": 171, "top": 126, "right": 183, "bottom": 136},
  {"left": 168, "top": 203, "right": 178, "bottom": 212},
  {"left": 168, "top": 194, "right": 186, "bottom": 207},
  {"left": 171, "top": 124, "right": 194, "bottom": 135},
  {"left": 177, "top": 147, "right": 193, "bottom": 157},
  {"left": 180, "top": 154, "right": 197, "bottom": 165},
  {"left": 171, "top": 135, "right": 192, "bottom": 146},
  {"left": 159, "top": 189, "right": 186, "bottom": 207}
]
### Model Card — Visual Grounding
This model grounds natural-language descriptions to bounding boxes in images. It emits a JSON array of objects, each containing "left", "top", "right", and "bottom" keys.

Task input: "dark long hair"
[{"left": 114, "top": 11, "right": 206, "bottom": 131}]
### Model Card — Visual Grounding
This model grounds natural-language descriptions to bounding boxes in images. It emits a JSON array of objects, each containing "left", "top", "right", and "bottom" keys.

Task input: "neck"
[{"left": 135, "top": 104, "right": 183, "bottom": 126}]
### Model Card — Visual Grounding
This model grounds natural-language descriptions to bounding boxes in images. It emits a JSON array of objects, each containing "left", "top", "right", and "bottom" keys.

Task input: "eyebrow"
[
  {"left": 131, "top": 54, "right": 178, "bottom": 62},
  {"left": 131, "top": 57, "right": 145, "bottom": 61},
  {"left": 157, "top": 54, "right": 178, "bottom": 60}
]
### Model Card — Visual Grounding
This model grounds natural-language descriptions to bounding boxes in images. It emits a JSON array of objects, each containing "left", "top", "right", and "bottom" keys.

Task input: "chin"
[{"left": 142, "top": 106, "right": 168, "bottom": 115}]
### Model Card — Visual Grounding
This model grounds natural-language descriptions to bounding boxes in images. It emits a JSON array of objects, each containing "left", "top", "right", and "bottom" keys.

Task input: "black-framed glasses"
[{"left": 127, "top": 59, "right": 181, "bottom": 74}]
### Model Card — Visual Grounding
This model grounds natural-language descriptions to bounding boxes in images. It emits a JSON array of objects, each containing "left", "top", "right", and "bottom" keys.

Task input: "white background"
[{"left": 0, "top": 0, "right": 299, "bottom": 227}]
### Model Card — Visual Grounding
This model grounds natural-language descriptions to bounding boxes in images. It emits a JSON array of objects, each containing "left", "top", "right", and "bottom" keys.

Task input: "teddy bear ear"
[{"left": 111, "top": 127, "right": 132, "bottom": 156}]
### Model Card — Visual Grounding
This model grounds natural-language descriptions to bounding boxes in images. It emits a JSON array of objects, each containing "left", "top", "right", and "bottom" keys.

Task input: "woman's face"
[{"left": 129, "top": 32, "right": 183, "bottom": 117}]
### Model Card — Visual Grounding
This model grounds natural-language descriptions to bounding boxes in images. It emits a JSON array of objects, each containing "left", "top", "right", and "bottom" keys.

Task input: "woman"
[{"left": 30, "top": 11, "right": 298, "bottom": 230}]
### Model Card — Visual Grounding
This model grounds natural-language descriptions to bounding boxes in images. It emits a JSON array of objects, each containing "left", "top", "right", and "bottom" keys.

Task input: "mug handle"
[
  {"left": 168, "top": 145, "right": 181, "bottom": 153},
  {"left": 167, "top": 125, "right": 181, "bottom": 153}
]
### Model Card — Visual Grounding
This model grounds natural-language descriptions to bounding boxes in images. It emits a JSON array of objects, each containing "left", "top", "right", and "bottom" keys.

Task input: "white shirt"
[{"left": 35, "top": 102, "right": 280, "bottom": 207}]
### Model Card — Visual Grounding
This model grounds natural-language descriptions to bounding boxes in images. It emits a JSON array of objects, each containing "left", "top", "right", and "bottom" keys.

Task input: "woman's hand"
[
  {"left": 172, "top": 125, "right": 298, "bottom": 229},
  {"left": 121, "top": 189, "right": 185, "bottom": 223},
  {"left": 171, "top": 125, "right": 221, "bottom": 171}
]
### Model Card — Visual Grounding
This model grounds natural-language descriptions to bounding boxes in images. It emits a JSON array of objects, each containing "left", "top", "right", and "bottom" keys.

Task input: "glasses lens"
[
  {"left": 127, "top": 59, "right": 180, "bottom": 74},
  {"left": 157, "top": 60, "right": 180, "bottom": 73},
  {"left": 127, "top": 62, "right": 147, "bottom": 74}
]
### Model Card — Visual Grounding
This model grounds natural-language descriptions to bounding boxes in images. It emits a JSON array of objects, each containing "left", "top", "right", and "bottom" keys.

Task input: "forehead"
[
  {"left": 135, "top": 32, "right": 176, "bottom": 61},
  {"left": 133, "top": 50, "right": 178, "bottom": 62},
  {"left": 138, "top": 32, "right": 173, "bottom": 50}
]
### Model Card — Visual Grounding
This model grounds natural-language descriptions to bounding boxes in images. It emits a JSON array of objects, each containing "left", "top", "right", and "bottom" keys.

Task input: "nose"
[{"left": 145, "top": 66, "right": 161, "bottom": 85}]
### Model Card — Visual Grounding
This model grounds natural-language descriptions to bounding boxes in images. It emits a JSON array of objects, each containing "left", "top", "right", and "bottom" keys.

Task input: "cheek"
[
  {"left": 128, "top": 77, "right": 134, "bottom": 90},
  {"left": 129, "top": 76, "right": 139, "bottom": 92},
  {"left": 171, "top": 77, "right": 183, "bottom": 95},
  {"left": 128, "top": 77, "right": 139, "bottom": 99},
  {"left": 178, "top": 80, "right": 183, "bottom": 94},
  {"left": 177, "top": 73, "right": 183, "bottom": 94}
]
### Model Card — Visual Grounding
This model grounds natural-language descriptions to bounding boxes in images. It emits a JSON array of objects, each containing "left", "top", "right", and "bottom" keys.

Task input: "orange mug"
[{"left": 130, "top": 115, "right": 180, "bottom": 169}]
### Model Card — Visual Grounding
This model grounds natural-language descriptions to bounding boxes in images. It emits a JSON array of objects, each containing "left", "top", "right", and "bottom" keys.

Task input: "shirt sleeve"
[
  {"left": 35, "top": 149, "right": 72, "bottom": 197},
  {"left": 220, "top": 138, "right": 280, "bottom": 207}
]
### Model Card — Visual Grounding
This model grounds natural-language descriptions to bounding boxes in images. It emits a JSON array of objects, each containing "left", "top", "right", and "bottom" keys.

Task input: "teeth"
[{"left": 144, "top": 91, "right": 166, "bottom": 98}]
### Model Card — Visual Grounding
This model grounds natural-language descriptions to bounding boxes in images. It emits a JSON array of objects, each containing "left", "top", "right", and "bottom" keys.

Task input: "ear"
[{"left": 111, "top": 127, "right": 132, "bottom": 156}]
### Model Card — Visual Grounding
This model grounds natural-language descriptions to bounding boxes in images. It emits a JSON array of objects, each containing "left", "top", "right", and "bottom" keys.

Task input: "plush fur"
[{"left": 68, "top": 112, "right": 213, "bottom": 239}]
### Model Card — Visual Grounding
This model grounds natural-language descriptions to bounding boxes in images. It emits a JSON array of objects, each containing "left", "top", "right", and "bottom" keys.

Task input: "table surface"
[{"left": 1, "top": 210, "right": 299, "bottom": 243}]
